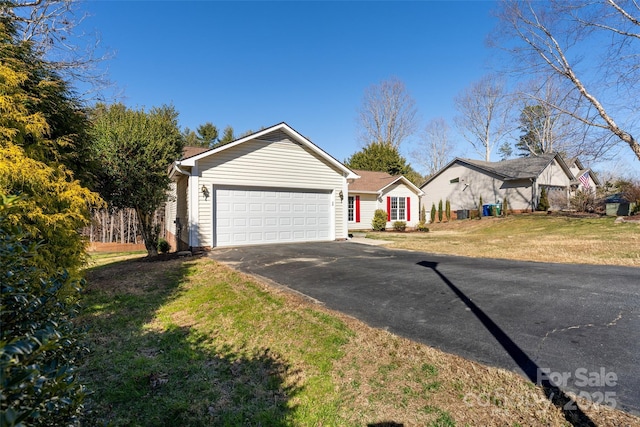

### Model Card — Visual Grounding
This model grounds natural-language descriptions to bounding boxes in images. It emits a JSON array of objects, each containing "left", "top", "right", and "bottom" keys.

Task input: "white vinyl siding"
[
  {"left": 383, "top": 182, "right": 418, "bottom": 227},
  {"left": 165, "top": 182, "right": 177, "bottom": 236},
  {"left": 348, "top": 182, "right": 421, "bottom": 230},
  {"left": 196, "top": 137, "right": 346, "bottom": 247}
]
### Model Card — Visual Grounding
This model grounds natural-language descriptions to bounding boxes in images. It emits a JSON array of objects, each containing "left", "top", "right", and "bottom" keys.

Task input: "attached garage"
[
  {"left": 214, "top": 186, "right": 332, "bottom": 247},
  {"left": 166, "top": 122, "right": 359, "bottom": 250}
]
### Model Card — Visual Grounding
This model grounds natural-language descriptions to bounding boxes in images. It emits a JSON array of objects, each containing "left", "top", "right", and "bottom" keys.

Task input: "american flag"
[{"left": 579, "top": 172, "right": 590, "bottom": 189}]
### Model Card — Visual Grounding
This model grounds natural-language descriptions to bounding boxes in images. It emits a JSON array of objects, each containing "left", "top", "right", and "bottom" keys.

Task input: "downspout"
[{"left": 531, "top": 178, "right": 537, "bottom": 212}]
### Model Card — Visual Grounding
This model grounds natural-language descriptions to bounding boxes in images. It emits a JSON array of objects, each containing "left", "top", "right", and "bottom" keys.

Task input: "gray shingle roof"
[{"left": 461, "top": 153, "right": 558, "bottom": 180}]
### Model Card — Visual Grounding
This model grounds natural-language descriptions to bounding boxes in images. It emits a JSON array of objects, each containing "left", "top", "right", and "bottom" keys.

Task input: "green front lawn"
[{"left": 77, "top": 255, "right": 639, "bottom": 426}]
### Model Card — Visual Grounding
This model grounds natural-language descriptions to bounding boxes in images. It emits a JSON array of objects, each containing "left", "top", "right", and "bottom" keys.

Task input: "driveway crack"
[{"left": 534, "top": 311, "right": 624, "bottom": 360}]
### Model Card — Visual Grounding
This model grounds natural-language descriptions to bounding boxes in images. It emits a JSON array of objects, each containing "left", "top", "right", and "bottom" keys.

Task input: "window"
[
  {"left": 348, "top": 196, "right": 354, "bottom": 222},
  {"left": 348, "top": 195, "right": 360, "bottom": 223},
  {"left": 450, "top": 177, "right": 460, "bottom": 184},
  {"left": 390, "top": 196, "right": 407, "bottom": 221}
]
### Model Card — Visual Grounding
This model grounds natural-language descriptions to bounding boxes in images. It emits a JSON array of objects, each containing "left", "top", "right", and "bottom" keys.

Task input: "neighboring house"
[
  {"left": 347, "top": 169, "right": 423, "bottom": 230},
  {"left": 165, "top": 122, "right": 359, "bottom": 250},
  {"left": 420, "top": 153, "right": 600, "bottom": 216},
  {"left": 566, "top": 157, "right": 599, "bottom": 193}
]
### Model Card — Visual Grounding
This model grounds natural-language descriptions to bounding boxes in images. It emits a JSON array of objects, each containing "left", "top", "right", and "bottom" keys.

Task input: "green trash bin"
[{"left": 494, "top": 203, "right": 501, "bottom": 216}]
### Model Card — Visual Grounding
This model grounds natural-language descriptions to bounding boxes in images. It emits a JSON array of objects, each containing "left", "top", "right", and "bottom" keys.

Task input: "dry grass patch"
[
  {"left": 330, "top": 314, "right": 640, "bottom": 426},
  {"left": 372, "top": 214, "right": 640, "bottom": 266}
]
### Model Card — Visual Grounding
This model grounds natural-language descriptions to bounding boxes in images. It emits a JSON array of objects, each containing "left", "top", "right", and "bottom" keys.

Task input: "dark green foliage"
[
  {"left": 392, "top": 221, "right": 406, "bottom": 231},
  {"left": 537, "top": 187, "right": 550, "bottom": 211},
  {"left": 157, "top": 238, "right": 171, "bottom": 254},
  {"left": 372, "top": 209, "right": 387, "bottom": 231},
  {"left": 437, "top": 199, "right": 443, "bottom": 222},
  {"left": 217, "top": 125, "right": 236, "bottom": 147},
  {"left": 498, "top": 141, "right": 513, "bottom": 160},
  {"left": 445, "top": 199, "right": 451, "bottom": 222},
  {"left": 479, "top": 196, "right": 483, "bottom": 219},
  {"left": 516, "top": 105, "right": 547, "bottom": 156},
  {"left": 430, "top": 203, "right": 436, "bottom": 223},
  {"left": 0, "top": 195, "right": 86, "bottom": 426},
  {"left": 90, "top": 103, "right": 184, "bottom": 256},
  {"left": 196, "top": 122, "right": 219, "bottom": 147},
  {"left": 345, "top": 142, "right": 423, "bottom": 186}
]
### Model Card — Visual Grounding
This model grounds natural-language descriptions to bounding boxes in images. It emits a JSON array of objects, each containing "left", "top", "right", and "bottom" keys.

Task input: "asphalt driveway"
[{"left": 211, "top": 241, "right": 640, "bottom": 415}]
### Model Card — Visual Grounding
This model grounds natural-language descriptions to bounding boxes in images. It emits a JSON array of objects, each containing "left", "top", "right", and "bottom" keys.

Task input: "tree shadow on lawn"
[{"left": 78, "top": 257, "right": 299, "bottom": 426}]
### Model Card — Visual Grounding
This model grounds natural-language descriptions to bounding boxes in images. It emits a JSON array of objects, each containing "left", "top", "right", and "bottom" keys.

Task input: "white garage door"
[{"left": 215, "top": 187, "right": 332, "bottom": 247}]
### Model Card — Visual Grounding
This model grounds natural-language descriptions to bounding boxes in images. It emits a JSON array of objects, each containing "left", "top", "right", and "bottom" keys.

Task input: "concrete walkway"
[{"left": 347, "top": 236, "right": 392, "bottom": 246}]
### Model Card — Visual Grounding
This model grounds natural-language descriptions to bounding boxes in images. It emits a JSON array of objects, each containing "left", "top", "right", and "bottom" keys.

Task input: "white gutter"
[{"left": 173, "top": 161, "right": 190, "bottom": 176}]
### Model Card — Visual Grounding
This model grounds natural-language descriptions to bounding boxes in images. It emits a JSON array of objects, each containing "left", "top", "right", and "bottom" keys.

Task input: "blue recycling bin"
[{"left": 482, "top": 204, "right": 491, "bottom": 216}]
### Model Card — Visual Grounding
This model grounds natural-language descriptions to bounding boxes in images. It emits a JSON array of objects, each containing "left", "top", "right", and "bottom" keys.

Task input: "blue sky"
[{"left": 79, "top": 1, "right": 500, "bottom": 172}]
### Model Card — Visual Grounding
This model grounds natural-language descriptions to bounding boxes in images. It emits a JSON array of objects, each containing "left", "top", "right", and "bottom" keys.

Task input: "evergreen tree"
[
  {"left": 345, "top": 142, "right": 423, "bottom": 186},
  {"left": 217, "top": 125, "right": 236, "bottom": 147},
  {"left": 197, "top": 122, "right": 219, "bottom": 147},
  {"left": 438, "top": 199, "right": 443, "bottom": 222}
]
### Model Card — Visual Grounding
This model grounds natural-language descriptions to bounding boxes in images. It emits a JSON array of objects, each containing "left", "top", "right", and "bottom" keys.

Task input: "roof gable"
[
  {"left": 349, "top": 169, "right": 423, "bottom": 195},
  {"left": 421, "top": 153, "right": 576, "bottom": 188},
  {"left": 178, "top": 122, "right": 358, "bottom": 179}
]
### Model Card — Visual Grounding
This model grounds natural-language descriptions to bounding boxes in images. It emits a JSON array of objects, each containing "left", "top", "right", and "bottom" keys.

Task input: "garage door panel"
[{"left": 215, "top": 187, "right": 331, "bottom": 247}]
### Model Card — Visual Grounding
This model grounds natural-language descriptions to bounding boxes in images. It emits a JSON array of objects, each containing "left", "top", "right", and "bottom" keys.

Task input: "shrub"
[
  {"left": 570, "top": 189, "right": 596, "bottom": 212},
  {"left": 392, "top": 221, "right": 406, "bottom": 231},
  {"left": 157, "top": 238, "right": 171, "bottom": 254},
  {"left": 430, "top": 203, "right": 436, "bottom": 223},
  {"left": 438, "top": 199, "right": 443, "bottom": 222},
  {"left": 502, "top": 198, "right": 509, "bottom": 217},
  {"left": 491, "top": 205, "right": 498, "bottom": 217},
  {"left": 0, "top": 195, "right": 87, "bottom": 426},
  {"left": 537, "top": 187, "right": 550, "bottom": 211},
  {"left": 372, "top": 209, "right": 387, "bottom": 231},
  {"left": 420, "top": 205, "right": 426, "bottom": 223},
  {"left": 416, "top": 221, "right": 429, "bottom": 232},
  {"left": 478, "top": 196, "right": 483, "bottom": 219},
  {"left": 445, "top": 199, "right": 451, "bottom": 222}
]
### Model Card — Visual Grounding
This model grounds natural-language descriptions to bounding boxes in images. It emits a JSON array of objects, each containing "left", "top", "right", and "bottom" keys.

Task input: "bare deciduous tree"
[
  {"left": 357, "top": 76, "right": 418, "bottom": 149},
  {"left": 496, "top": 0, "right": 640, "bottom": 162},
  {"left": 454, "top": 74, "right": 514, "bottom": 161},
  {"left": 514, "top": 77, "right": 590, "bottom": 157},
  {"left": 2, "top": 0, "right": 112, "bottom": 95},
  {"left": 411, "top": 118, "right": 455, "bottom": 176}
]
